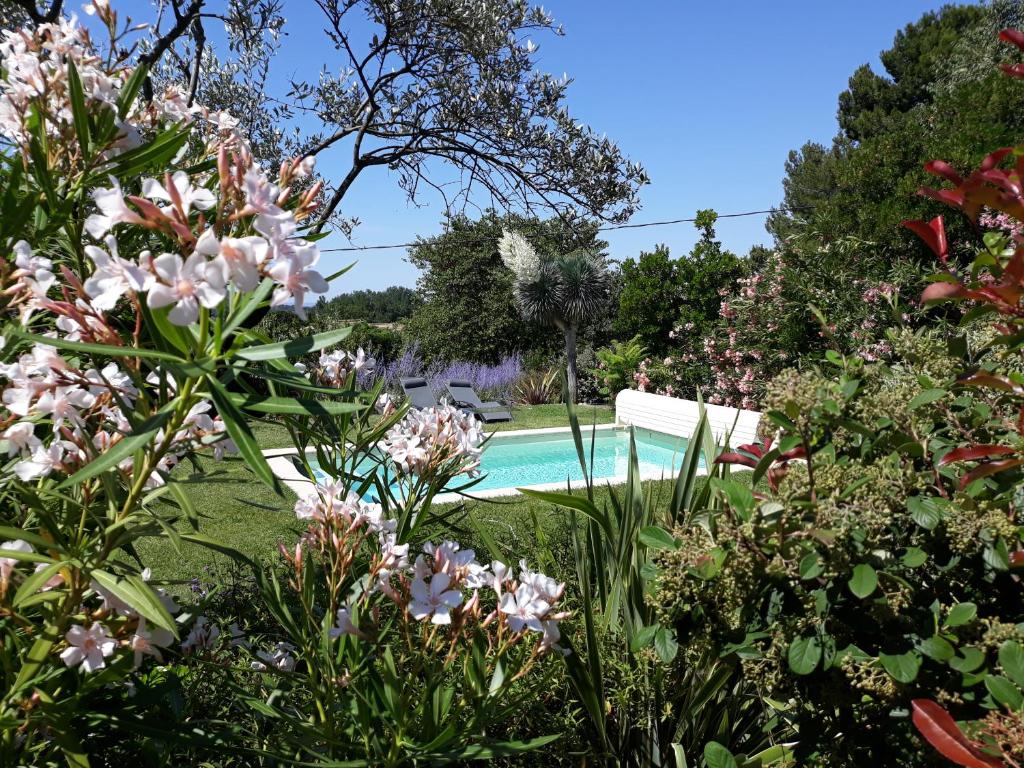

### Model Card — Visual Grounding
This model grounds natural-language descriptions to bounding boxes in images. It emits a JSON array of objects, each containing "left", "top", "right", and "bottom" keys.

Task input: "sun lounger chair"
[
  {"left": 399, "top": 377, "right": 439, "bottom": 410},
  {"left": 444, "top": 380, "right": 513, "bottom": 423}
]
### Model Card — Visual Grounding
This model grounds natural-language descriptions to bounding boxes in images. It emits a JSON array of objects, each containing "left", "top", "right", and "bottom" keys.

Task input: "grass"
[{"left": 136, "top": 404, "right": 616, "bottom": 583}]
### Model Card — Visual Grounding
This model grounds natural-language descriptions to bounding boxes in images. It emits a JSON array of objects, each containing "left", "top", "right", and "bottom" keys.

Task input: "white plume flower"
[{"left": 498, "top": 230, "right": 541, "bottom": 283}]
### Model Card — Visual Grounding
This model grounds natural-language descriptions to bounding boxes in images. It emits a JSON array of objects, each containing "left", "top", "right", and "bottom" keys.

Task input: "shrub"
[
  {"left": 0, "top": 10, "right": 567, "bottom": 764},
  {"left": 515, "top": 368, "right": 560, "bottom": 405},
  {"left": 592, "top": 335, "right": 646, "bottom": 394}
]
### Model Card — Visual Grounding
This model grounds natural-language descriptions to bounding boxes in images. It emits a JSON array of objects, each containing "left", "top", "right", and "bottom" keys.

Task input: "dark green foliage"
[
  {"left": 404, "top": 212, "right": 605, "bottom": 364},
  {"left": 309, "top": 286, "right": 420, "bottom": 324},
  {"left": 771, "top": 4, "right": 1024, "bottom": 265},
  {"left": 613, "top": 244, "right": 680, "bottom": 355},
  {"left": 615, "top": 212, "right": 744, "bottom": 367},
  {"left": 837, "top": 4, "right": 984, "bottom": 141},
  {"left": 669, "top": 327, "right": 1024, "bottom": 766}
]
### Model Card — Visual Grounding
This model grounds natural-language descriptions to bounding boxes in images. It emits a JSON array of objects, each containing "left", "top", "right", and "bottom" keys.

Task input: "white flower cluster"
[
  {"left": 314, "top": 347, "right": 375, "bottom": 387},
  {"left": 383, "top": 404, "right": 484, "bottom": 477},
  {"left": 498, "top": 229, "right": 542, "bottom": 283},
  {"left": 53, "top": 568, "right": 181, "bottom": 673},
  {"left": 291, "top": 484, "right": 567, "bottom": 654},
  {"left": 78, "top": 157, "right": 329, "bottom": 325},
  {"left": 0, "top": 14, "right": 232, "bottom": 149},
  {"left": 0, "top": 341, "right": 232, "bottom": 486}
]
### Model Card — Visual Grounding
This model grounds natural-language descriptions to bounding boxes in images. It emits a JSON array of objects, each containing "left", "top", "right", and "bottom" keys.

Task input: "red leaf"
[
  {"left": 715, "top": 452, "right": 756, "bottom": 468},
  {"left": 1000, "top": 28, "right": 1024, "bottom": 51},
  {"left": 922, "top": 281, "right": 965, "bottom": 303},
  {"left": 980, "top": 148, "right": 1014, "bottom": 172},
  {"left": 1010, "top": 551, "right": 1024, "bottom": 568},
  {"left": 925, "top": 161, "right": 965, "bottom": 186},
  {"left": 903, "top": 216, "right": 949, "bottom": 262},
  {"left": 959, "top": 458, "right": 1024, "bottom": 490},
  {"left": 957, "top": 372, "right": 1024, "bottom": 396},
  {"left": 939, "top": 445, "right": 1019, "bottom": 467},
  {"left": 911, "top": 700, "right": 1005, "bottom": 768}
]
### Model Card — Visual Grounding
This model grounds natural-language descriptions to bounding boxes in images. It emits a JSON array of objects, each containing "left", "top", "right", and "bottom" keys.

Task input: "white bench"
[{"left": 614, "top": 389, "right": 762, "bottom": 448}]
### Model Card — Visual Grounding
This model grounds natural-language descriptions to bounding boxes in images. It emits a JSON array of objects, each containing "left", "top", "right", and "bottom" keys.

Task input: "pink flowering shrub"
[
  {"left": 659, "top": 241, "right": 913, "bottom": 408},
  {"left": 0, "top": 7, "right": 564, "bottom": 764}
]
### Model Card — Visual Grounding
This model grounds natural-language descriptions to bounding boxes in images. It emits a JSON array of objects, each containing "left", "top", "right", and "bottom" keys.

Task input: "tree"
[
  {"left": 404, "top": 213, "right": 602, "bottom": 364},
  {"left": 770, "top": 3, "right": 1024, "bottom": 266},
  {"left": 614, "top": 244, "right": 681, "bottom": 355},
  {"left": 10, "top": 0, "right": 646, "bottom": 237},
  {"left": 837, "top": 4, "right": 984, "bottom": 141},
  {"left": 500, "top": 229, "right": 611, "bottom": 403},
  {"left": 313, "top": 286, "right": 421, "bottom": 323}
]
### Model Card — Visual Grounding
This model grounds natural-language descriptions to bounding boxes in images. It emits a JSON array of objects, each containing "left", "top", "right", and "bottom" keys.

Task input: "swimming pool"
[
  {"left": 291, "top": 426, "right": 701, "bottom": 499},
  {"left": 463, "top": 427, "right": 699, "bottom": 492}
]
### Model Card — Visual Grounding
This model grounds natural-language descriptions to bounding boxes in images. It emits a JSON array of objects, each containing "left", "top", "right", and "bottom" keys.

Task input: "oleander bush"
[{"left": 0, "top": 10, "right": 569, "bottom": 765}]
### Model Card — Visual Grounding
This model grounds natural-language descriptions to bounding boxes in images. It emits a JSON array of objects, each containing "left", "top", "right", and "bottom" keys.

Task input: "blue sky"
[{"left": 106, "top": 0, "right": 959, "bottom": 294}]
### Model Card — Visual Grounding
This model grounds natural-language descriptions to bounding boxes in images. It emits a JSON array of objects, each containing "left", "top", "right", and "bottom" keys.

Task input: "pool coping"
[{"left": 262, "top": 422, "right": 700, "bottom": 504}]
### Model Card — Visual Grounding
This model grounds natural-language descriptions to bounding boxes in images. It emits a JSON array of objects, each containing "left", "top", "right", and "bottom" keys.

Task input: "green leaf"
[
  {"left": 206, "top": 379, "right": 281, "bottom": 493},
  {"left": 57, "top": 405, "right": 175, "bottom": 489},
  {"left": 985, "top": 675, "right": 1024, "bottom": 711},
  {"left": 15, "top": 332, "right": 185, "bottom": 362},
  {"left": 999, "top": 641, "right": 1024, "bottom": 688},
  {"left": 638, "top": 526, "right": 677, "bottom": 551},
  {"left": 227, "top": 393, "right": 365, "bottom": 417},
  {"left": 907, "top": 496, "right": 942, "bottom": 530},
  {"left": 98, "top": 126, "right": 190, "bottom": 180},
  {"left": 945, "top": 602, "right": 977, "bottom": 628},
  {"left": 901, "top": 547, "right": 928, "bottom": 568},
  {"left": 91, "top": 570, "right": 178, "bottom": 637},
  {"left": 12, "top": 623, "right": 60, "bottom": 692},
  {"left": 908, "top": 388, "right": 946, "bottom": 410},
  {"left": 703, "top": 742, "right": 739, "bottom": 768},
  {"left": 13, "top": 561, "right": 64, "bottom": 608},
  {"left": 629, "top": 624, "right": 659, "bottom": 652},
  {"left": 848, "top": 563, "right": 878, "bottom": 599},
  {"left": 918, "top": 636, "right": 955, "bottom": 662},
  {"left": 221, "top": 278, "right": 275, "bottom": 337},
  {"left": 116, "top": 64, "right": 148, "bottom": 118},
  {"left": 66, "top": 60, "right": 90, "bottom": 155},
  {"left": 787, "top": 636, "right": 822, "bottom": 675},
  {"left": 653, "top": 626, "right": 679, "bottom": 663},
  {"left": 799, "top": 552, "right": 823, "bottom": 580},
  {"left": 235, "top": 325, "right": 353, "bottom": 361},
  {"left": 950, "top": 647, "right": 986, "bottom": 674},
  {"left": 519, "top": 489, "right": 613, "bottom": 539},
  {"left": 879, "top": 651, "right": 921, "bottom": 683}
]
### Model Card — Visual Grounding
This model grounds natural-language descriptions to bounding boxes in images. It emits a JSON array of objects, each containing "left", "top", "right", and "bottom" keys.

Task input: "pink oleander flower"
[
  {"left": 141, "top": 171, "right": 216, "bottom": 218},
  {"left": 0, "top": 539, "right": 32, "bottom": 593},
  {"left": 84, "top": 177, "right": 145, "bottom": 239},
  {"left": 408, "top": 572, "right": 463, "bottom": 625},
  {"left": 130, "top": 617, "right": 174, "bottom": 667},
  {"left": 181, "top": 616, "right": 220, "bottom": 654},
  {"left": 60, "top": 623, "right": 117, "bottom": 672},
  {"left": 147, "top": 252, "right": 227, "bottom": 325},
  {"left": 267, "top": 242, "right": 329, "bottom": 319}
]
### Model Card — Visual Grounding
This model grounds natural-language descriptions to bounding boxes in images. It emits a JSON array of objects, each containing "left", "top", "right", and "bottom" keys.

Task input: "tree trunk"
[{"left": 563, "top": 324, "right": 578, "bottom": 404}]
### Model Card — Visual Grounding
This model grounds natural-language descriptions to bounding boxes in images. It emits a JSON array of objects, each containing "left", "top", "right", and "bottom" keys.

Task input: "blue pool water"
[
  {"left": 309, "top": 427, "right": 700, "bottom": 493},
  {"left": 467, "top": 427, "right": 698, "bottom": 491}
]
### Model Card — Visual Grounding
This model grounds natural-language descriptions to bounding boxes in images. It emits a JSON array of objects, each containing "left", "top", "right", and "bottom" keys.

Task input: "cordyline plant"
[
  {"left": 499, "top": 229, "right": 609, "bottom": 403},
  {"left": 0, "top": 7, "right": 567, "bottom": 765}
]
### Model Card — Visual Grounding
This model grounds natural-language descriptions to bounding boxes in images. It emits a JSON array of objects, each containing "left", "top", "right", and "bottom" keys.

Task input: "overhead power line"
[{"left": 317, "top": 206, "right": 813, "bottom": 254}]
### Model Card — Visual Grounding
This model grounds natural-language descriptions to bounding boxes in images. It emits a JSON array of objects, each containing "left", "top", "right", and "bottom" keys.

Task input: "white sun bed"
[{"left": 614, "top": 389, "right": 762, "bottom": 448}]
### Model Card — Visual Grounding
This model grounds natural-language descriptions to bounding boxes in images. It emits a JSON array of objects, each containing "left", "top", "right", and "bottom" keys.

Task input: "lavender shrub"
[{"left": 365, "top": 344, "right": 523, "bottom": 404}]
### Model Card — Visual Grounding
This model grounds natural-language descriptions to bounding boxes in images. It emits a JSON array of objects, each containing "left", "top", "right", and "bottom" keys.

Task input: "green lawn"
[{"left": 134, "top": 403, "right": 623, "bottom": 583}]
